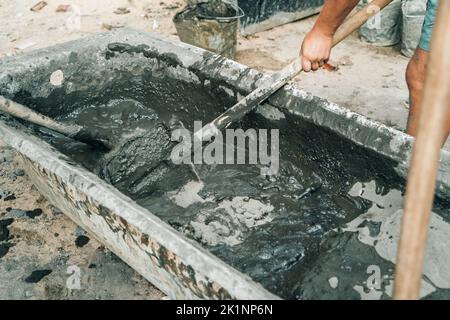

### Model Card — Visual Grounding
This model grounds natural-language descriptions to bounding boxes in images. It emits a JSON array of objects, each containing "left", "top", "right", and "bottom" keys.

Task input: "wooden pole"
[
  {"left": 394, "top": 0, "right": 450, "bottom": 300},
  {"left": 0, "top": 96, "right": 112, "bottom": 150},
  {"left": 0, "top": 96, "right": 82, "bottom": 137},
  {"left": 333, "top": 0, "right": 394, "bottom": 44}
]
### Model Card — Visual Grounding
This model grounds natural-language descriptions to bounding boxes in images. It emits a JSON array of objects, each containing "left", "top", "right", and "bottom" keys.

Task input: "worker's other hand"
[{"left": 300, "top": 28, "right": 333, "bottom": 72}]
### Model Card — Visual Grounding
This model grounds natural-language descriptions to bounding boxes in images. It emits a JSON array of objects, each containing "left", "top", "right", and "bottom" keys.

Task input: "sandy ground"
[
  {"left": 0, "top": 0, "right": 434, "bottom": 299},
  {"left": 0, "top": 140, "right": 165, "bottom": 299}
]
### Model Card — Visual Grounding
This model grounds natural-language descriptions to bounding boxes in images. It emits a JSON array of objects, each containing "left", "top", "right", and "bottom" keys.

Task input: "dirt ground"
[{"left": 0, "top": 0, "right": 433, "bottom": 299}]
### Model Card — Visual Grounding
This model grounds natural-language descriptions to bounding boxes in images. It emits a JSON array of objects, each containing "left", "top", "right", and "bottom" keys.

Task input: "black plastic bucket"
[{"left": 173, "top": 0, "right": 244, "bottom": 59}]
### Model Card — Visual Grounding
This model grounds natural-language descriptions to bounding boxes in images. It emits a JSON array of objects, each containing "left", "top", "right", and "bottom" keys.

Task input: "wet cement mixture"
[{"left": 5, "top": 48, "right": 450, "bottom": 300}]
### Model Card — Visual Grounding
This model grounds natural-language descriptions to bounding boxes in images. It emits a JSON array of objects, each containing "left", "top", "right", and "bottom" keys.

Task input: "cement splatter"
[
  {"left": 190, "top": 196, "right": 275, "bottom": 246},
  {"left": 344, "top": 180, "right": 450, "bottom": 297},
  {"left": 168, "top": 180, "right": 207, "bottom": 208},
  {"left": 3, "top": 194, "right": 16, "bottom": 201},
  {"left": 24, "top": 269, "right": 52, "bottom": 283},
  {"left": 0, "top": 243, "right": 12, "bottom": 259},
  {"left": 26, "top": 208, "right": 42, "bottom": 219},
  {"left": 0, "top": 218, "right": 14, "bottom": 242},
  {"left": 75, "top": 235, "right": 90, "bottom": 248}
]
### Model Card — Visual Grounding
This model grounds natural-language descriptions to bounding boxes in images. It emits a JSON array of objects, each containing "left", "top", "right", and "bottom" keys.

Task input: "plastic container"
[
  {"left": 358, "top": 0, "right": 402, "bottom": 46},
  {"left": 401, "top": 0, "right": 427, "bottom": 57},
  {"left": 173, "top": 0, "right": 244, "bottom": 59}
]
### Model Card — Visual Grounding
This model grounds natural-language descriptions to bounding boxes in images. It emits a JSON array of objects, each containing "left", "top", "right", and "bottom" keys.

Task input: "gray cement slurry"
[{"left": 15, "top": 70, "right": 450, "bottom": 300}]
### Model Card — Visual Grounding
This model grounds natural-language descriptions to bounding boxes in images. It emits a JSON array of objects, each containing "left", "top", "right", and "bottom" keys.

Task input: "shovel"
[
  {"left": 194, "top": 0, "right": 396, "bottom": 141},
  {"left": 0, "top": 96, "right": 177, "bottom": 195}
]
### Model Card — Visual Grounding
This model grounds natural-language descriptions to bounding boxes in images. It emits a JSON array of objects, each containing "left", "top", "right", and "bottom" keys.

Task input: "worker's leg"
[
  {"left": 405, "top": 47, "right": 427, "bottom": 137},
  {"left": 406, "top": 0, "right": 450, "bottom": 144}
]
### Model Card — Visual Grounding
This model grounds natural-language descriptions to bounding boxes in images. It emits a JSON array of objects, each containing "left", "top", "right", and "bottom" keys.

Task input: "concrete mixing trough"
[{"left": 1, "top": 29, "right": 450, "bottom": 299}]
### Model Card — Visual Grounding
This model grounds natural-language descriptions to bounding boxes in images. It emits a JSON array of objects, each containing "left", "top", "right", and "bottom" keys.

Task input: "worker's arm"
[{"left": 300, "top": 0, "right": 359, "bottom": 72}]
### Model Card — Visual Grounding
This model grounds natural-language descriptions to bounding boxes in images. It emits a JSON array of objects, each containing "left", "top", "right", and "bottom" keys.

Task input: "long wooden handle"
[
  {"left": 195, "top": 0, "right": 395, "bottom": 140},
  {"left": 333, "top": 0, "right": 394, "bottom": 45},
  {"left": 0, "top": 96, "right": 112, "bottom": 150},
  {"left": 0, "top": 96, "right": 82, "bottom": 137},
  {"left": 394, "top": 0, "right": 450, "bottom": 300}
]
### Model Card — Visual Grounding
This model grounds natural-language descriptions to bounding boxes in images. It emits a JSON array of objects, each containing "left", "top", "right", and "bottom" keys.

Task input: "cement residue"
[
  {"left": 190, "top": 196, "right": 275, "bottom": 246},
  {"left": 168, "top": 180, "right": 207, "bottom": 208},
  {"left": 168, "top": 180, "right": 275, "bottom": 246},
  {"left": 344, "top": 180, "right": 450, "bottom": 297},
  {"left": 100, "top": 125, "right": 173, "bottom": 196},
  {"left": 256, "top": 104, "right": 286, "bottom": 121},
  {"left": 291, "top": 231, "right": 395, "bottom": 300}
]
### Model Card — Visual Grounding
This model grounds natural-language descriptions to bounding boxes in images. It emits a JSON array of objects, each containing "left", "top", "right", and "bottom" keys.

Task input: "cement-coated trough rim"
[{"left": 0, "top": 28, "right": 449, "bottom": 299}]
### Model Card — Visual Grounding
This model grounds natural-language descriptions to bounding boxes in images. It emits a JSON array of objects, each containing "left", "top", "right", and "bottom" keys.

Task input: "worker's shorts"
[{"left": 419, "top": 0, "right": 438, "bottom": 51}]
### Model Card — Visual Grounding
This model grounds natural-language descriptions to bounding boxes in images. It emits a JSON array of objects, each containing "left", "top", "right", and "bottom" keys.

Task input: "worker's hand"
[{"left": 300, "top": 28, "right": 333, "bottom": 72}]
